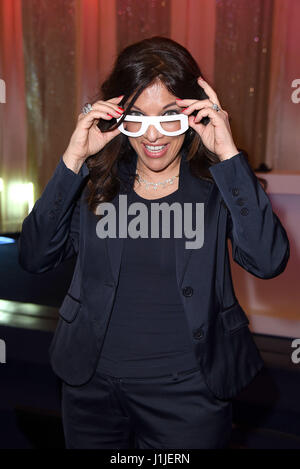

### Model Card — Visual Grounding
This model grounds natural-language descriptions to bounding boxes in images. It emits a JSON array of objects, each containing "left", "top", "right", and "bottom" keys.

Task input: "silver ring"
[
  {"left": 82, "top": 103, "right": 93, "bottom": 114},
  {"left": 212, "top": 103, "right": 220, "bottom": 112}
]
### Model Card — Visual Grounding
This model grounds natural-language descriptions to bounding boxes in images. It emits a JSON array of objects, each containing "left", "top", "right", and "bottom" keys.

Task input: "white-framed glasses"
[{"left": 116, "top": 114, "right": 189, "bottom": 137}]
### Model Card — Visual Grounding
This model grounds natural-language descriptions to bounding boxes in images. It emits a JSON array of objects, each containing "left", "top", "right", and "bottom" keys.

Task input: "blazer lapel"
[
  {"left": 105, "top": 152, "right": 138, "bottom": 286},
  {"left": 173, "top": 152, "right": 214, "bottom": 288}
]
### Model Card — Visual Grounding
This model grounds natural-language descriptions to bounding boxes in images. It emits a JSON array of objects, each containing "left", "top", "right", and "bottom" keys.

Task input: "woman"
[{"left": 18, "top": 36, "right": 290, "bottom": 449}]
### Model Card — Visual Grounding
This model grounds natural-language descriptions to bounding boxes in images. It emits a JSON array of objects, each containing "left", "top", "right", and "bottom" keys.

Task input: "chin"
[
  {"left": 137, "top": 145, "right": 180, "bottom": 162},
  {"left": 140, "top": 153, "right": 175, "bottom": 170}
]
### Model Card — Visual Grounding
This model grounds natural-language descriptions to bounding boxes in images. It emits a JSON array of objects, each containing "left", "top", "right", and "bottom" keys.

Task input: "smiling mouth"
[{"left": 143, "top": 143, "right": 169, "bottom": 152}]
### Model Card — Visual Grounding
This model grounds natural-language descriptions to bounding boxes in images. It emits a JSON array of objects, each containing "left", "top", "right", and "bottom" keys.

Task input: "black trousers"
[{"left": 61, "top": 361, "right": 233, "bottom": 449}]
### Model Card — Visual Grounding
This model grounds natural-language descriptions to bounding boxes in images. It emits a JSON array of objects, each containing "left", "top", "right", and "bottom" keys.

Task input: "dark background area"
[{"left": 0, "top": 234, "right": 76, "bottom": 307}]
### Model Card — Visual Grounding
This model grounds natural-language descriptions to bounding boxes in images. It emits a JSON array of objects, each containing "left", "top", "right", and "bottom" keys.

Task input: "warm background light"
[{"left": 7, "top": 181, "right": 34, "bottom": 214}]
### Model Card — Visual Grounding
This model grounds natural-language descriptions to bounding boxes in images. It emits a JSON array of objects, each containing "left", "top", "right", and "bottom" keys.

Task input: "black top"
[{"left": 96, "top": 186, "right": 199, "bottom": 378}]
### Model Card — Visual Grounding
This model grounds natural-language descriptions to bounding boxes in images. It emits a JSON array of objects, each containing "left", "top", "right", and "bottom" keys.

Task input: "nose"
[{"left": 144, "top": 124, "right": 162, "bottom": 142}]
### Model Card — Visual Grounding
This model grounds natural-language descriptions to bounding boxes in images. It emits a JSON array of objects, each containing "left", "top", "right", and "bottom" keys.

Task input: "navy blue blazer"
[{"left": 18, "top": 150, "right": 290, "bottom": 399}]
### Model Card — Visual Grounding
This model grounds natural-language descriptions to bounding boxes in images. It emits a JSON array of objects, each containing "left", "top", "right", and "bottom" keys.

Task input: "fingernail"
[
  {"left": 107, "top": 114, "right": 113, "bottom": 118},
  {"left": 181, "top": 108, "right": 188, "bottom": 112},
  {"left": 199, "top": 76, "right": 204, "bottom": 81},
  {"left": 176, "top": 98, "right": 182, "bottom": 101},
  {"left": 118, "top": 95, "right": 124, "bottom": 98},
  {"left": 118, "top": 107, "right": 125, "bottom": 111}
]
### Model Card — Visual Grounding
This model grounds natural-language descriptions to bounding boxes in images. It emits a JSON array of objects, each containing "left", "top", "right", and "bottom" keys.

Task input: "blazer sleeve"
[
  {"left": 18, "top": 156, "right": 89, "bottom": 274},
  {"left": 209, "top": 152, "right": 290, "bottom": 279}
]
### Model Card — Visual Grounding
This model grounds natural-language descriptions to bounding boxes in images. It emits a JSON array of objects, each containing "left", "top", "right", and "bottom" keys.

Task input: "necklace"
[{"left": 135, "top": 171, "right": 179, "bottom": 191}]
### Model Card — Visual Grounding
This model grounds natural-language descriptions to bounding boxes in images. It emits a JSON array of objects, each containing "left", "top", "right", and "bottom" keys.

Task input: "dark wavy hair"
[{"left": 84, "top": 36, "right": 222, "bottom": 215}]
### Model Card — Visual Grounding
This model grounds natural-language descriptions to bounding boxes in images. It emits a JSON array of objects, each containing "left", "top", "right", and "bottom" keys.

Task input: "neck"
[{"left": 136, "top": 154, "right": 181, "bottom": 182}]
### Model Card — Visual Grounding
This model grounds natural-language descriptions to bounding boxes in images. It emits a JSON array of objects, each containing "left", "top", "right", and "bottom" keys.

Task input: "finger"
[
  {"left": 103, "top": 125, "right": 121, "bottom": 143},
  {"left": 92, "top": 96, "right": 125, "bottom": 115},
  {"left": 176, "top": 98, "right": 200, "bottom": 107},
  {"left": 107, "top": 95, "right": 125, "bottom": 103},
  {"left": 179, "top": 99, "right": 214, "bottom": 115},
  {"left": 78, "top": 110, "right": 110, "bottom": 121},
  {"left": 197, "top": 77, "right": 222, "bottom": 108},
  {"left": 78, "top": 110, "right": 115, "bottom": 128},
  {"left": 193, "top": 107, "right": 223, "bottom": 125},
  {"left": 194, "top": 109, "right": 215, "bottom": 126},
  {"left": 91, "top": 102, "right": 124, "bottom": 118},
  {"left": 94, "top": 95, "right": 125, "bottom": 107},
  {"left": 92, "top": 99, "right": 125, "bottom": 113},
  {"left": 92, "top": 120, "right": 101, "bottom": 133},
  {"left": 187, "top": 114, "right": 206, "bottom": 136}
]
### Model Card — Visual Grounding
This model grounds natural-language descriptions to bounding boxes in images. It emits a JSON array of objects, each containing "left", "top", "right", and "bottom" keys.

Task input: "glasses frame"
[{"left": 116, "top": 114, "right": 189, "bottom": 137}]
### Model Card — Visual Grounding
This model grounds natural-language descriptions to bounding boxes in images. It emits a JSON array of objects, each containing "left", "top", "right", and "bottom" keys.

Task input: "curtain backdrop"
[
  {"left": 0, "top": 0, "right": 299, "bottom": 232},
  {"left": 170, "top": 0, "right": 216, "bottom": 85},
  {"left": 76, "top": 0, "right": 117, "bottom": 111},
  {"left": 21, "top": 0, "right": 78, "bottom": 201},
  {"left": 215, "top": 0, "right": 274, "bottom": 169},
  {"left": 265, "top": 0, "right": 300, "bottom": 170},
  {"left": 0, "top": 0, "right": 27, "bottom": 232}
]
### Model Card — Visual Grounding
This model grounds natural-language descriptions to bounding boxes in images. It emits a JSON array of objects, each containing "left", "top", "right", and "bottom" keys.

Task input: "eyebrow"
[{"left": 131, "top": 101, "right": 179, "bottom": 112}]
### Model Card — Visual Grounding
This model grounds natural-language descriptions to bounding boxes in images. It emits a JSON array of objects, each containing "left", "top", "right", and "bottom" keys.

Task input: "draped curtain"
[
  {"left": 215, "top": 0, "right": 274, "bottom": 169},
  {"left": 21, "top": 0, "right": 78, "bottom": 200},
  {"left": 265, "top": 0, "right": 300, "bottom": 170},
  {"left": 0, "top": 0, "right": 299, "bottom": 233}
]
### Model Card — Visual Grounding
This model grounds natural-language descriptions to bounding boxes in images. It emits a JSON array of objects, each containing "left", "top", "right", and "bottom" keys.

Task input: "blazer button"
[
  {"left": 182, "top": 286, "right": 193, "bottom": 297},
  {"left": 231, "top": 187, "right": 239, "bottom": 196},
  {"left": 193, "top": 328, "right": 204, "bottom": 339},
  {"left": 240, "top": 207, "right": 249, "bottom": 216}
]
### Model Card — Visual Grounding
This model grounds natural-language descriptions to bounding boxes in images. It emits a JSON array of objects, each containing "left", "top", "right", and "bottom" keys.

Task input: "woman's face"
[{"left": 126, "top": 80, "right": 185, "bottom": 173}]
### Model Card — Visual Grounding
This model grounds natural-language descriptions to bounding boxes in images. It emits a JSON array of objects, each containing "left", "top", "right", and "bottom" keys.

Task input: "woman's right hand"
[{"left": 62, "top": 96, "right": 124, "bottom": 173}]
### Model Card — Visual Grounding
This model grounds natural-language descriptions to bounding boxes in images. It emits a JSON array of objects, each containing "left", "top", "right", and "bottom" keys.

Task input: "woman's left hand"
[{"left": 176, "top": 77, "right": 239, "bottom": 161}]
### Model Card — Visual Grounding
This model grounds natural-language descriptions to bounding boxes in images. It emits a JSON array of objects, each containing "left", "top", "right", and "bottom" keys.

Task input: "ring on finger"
[
  {"left": 82, "top": 103, "right": 93, "bottom": 114},
  {"left": 212, "top": 102, "right": 220, "bottom": 112}
]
